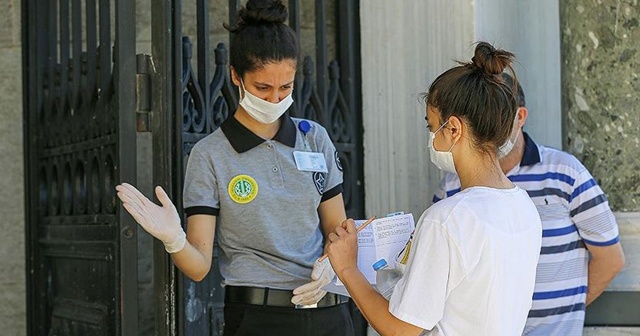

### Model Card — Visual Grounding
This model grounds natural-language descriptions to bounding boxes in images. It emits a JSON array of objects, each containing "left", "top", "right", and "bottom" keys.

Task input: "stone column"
[
  {"left": 561, "top": 0, "right": 640, "bottom": 211},
  {"left": 561, "top": 1, "right": 640, "bottom": 334},
  {"left": 0, "top": 0, "right": 25, "bottom": 334}
]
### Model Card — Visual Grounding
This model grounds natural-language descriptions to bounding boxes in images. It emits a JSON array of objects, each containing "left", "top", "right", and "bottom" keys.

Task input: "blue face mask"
[{"left": 428, "top": 120, "right": 458, "bottom": 174}]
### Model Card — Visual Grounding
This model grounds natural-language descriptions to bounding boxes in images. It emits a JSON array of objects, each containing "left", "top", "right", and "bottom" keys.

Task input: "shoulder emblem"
[
  {"left": 313, "top": 172, "right": 326, "bottom": 194},
  {"left": 334, "top": 151, "right": 343, "bottom": 171}
]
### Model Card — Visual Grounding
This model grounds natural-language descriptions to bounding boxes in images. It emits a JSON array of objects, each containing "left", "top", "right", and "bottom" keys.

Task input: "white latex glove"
[
  {"left": 116, "top": 183, "right": 186, "bottom": 253},
  {"left": 291, "top": 258, "right": 335, "bottom": 306}
]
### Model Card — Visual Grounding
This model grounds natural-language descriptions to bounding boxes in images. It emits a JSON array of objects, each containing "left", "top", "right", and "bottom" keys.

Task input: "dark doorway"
[{"left": 23, "top": 0, "right": 139, "bottom": 335}]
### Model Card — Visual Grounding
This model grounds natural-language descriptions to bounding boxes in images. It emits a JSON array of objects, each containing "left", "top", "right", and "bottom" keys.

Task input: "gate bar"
[{"left": 115, "top": 0, "right": 139, "bottom": 334}]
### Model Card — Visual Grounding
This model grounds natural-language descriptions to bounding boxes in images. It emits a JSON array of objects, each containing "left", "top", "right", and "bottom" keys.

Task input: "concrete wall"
[
  {"left": 585, "top": 328, "right": 640, "bottom": 336},
  {"left": 360, "top": 0, "right": 475, "bottom": 218},
  {"left": 0, "top": 0, "right": 25, "bottom": 334},
  {"left": 360, "top": 0, "right": 564, "bottom": 226},
  {"left": 475, "top": 0, "right": 563, "bottom": 149}
]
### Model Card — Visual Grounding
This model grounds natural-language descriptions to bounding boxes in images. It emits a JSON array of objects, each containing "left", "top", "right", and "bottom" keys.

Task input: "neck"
[
  {"left": 458, "top": 157, "right": 512, "bottom": 190},
  {"left": 454, "top": 143, "right": 513, "bottom": 190},
  {"left": 234, "top": 107, "right": 281, "bottom": 139}
]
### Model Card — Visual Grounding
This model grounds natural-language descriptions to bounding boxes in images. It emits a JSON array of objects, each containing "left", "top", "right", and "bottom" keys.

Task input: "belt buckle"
[{"left": 294, "top": 303, "right": 318, "bottom": 309}]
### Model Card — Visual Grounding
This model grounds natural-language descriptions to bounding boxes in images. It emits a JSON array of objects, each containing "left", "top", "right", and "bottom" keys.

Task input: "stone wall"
[
  {"left": 0, "top": 0, "right": 25, "bottom": 334},
  {"left": 561, "top": 1, "right": 640, "bottom": 334},
  {"left": 561, "top": 0, "right": 640, "bottom": 211}
]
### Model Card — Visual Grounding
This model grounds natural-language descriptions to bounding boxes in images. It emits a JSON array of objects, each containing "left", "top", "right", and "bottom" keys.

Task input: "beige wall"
[{"left": 0, "top": 0, "right": 25, "bottom": 334}]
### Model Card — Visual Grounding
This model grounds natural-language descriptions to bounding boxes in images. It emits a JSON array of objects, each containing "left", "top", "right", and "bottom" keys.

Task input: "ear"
[
  {"left": 230, "top": 66, "right": 241, "bottom": 87},
  {"left": 447, "top": 115, "right": 464, "bottom": 141},
  {"left": 516, "top": 107, "right": 528, "bottom": 129}
]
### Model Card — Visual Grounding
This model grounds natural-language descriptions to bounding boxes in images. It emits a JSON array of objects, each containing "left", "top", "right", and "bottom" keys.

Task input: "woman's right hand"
[
  {"left": 325, "top": 219, "right": 360, "bottom": 277},
  {"left": 116, "top": 183, "right": 186, "bottom": 253}
]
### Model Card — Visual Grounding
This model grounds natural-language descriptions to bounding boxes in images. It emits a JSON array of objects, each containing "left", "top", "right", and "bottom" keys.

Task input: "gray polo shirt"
[{"left": 183, "top": 115, "right": 343, "bottom": 290}]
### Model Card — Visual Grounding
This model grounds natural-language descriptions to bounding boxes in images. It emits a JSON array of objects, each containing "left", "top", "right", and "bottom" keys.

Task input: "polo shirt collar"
[
  {"left": 221, "top": 114, "right": 297, "bottom": 153},
  {"left": 520, "top": 132, "right": 541, "bottom": 166}
]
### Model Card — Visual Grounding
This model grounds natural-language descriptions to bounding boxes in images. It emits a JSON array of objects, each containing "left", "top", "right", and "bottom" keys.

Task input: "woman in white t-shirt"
[{"left": 325, "top": 41, "right": 542, "bottom": 336}]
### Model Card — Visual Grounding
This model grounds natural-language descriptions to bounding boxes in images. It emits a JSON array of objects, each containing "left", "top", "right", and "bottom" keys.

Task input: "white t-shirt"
[{"left": 389, "top": 186, "right": 542, "bottom": 336}]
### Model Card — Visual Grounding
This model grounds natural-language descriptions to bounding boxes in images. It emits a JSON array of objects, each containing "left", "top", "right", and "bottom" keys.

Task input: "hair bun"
[
  {"left": 238, "top": 0, "right": 288, "bottom": 26},
  {"left": 471, "top": 42, "right": 515, "bottom": 76}
]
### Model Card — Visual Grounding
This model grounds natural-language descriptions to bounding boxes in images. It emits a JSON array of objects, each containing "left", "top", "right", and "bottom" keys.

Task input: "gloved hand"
[
  {"left": 291, "top": 258, "right": 335, "bottom": 306},
  {"left": 116, "top": 183, "right": 186, "bottom": 253}
]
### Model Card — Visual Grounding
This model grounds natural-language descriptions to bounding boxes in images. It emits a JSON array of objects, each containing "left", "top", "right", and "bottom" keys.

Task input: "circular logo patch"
[{"left": 228, "top": 175, "right": 258, "bottom": 204}]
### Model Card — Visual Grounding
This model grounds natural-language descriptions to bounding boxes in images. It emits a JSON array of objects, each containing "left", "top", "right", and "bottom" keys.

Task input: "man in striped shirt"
[{"left": 432, "top": 74, "right": 625, "bottom": 336}]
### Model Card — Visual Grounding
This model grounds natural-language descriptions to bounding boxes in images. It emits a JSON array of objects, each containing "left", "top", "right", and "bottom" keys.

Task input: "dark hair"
[
  {"left": 502, "top": 72, "right": 526, "bottom": 107},
  {"left": 225, "top": 0, "right": 298, "bottom": 78},
  {"left": 424, "top": 41, "right": 519, "bottom": 153}
]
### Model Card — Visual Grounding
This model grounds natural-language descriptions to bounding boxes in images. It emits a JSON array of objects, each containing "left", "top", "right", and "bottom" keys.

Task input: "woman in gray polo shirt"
[{"left": 116, "top": 0, "right": 354, "bottom": 335}]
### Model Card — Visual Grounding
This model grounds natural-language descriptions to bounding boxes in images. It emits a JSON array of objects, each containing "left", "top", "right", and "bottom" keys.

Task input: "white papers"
[{"left": 323, "top": 213, "right": 415, "bottom": 296}]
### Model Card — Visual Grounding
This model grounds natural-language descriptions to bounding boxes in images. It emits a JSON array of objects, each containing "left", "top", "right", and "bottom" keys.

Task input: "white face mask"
[
  {"left": 497, "top": 117, "right": 520, "bottom": 158},
  {"left": 428, "top": 120, "right": 458, "bottom": 174},
  {"left": 239, "top": 81, "right": 294, "bottom": 124}
]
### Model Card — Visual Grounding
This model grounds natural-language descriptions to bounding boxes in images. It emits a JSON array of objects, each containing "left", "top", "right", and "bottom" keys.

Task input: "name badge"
[{"left": 293, "top": 151, "right": 328, "bottom": 173}]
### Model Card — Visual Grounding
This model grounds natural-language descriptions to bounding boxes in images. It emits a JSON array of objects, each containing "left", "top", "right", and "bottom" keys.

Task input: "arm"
[
  {"left": 566, "top": 165, "right": 624, "bottom": 305},
  {"left": 318, "top": 193, "right": 347, "bottom": 243},
  {"left": 585, "top": 242, "right": 625, "bottom": 305},
  {"left": 116, "top": 183, "right": 216, "bottom": 282},
  {"left": 291, "top": 194, "right": 346, "bottom": 306},
  {"left": 171, "top": 214, "right": 217, "bottom": 282},
  {"left": 327, "top": 220, "right": 424, "bottom": 336}
]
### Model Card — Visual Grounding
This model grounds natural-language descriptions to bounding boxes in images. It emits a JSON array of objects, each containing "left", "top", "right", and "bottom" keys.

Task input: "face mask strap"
[
  {"left": 435, "top": 119, "right": 449, "bottom": 134},
  {"left": 239, "top": 80, "right": 247, "bottom": 100},
  {"left": 447, "top": 137, "right": 459, "bottom": 152},
  {"left": 435, "top": 119, "right": 460, "bottom": 153}
]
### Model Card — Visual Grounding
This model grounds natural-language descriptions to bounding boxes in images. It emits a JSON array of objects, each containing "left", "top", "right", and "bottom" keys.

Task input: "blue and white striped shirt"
[{"left": 433, "top": 133, "right": 619, "bottom": 336}]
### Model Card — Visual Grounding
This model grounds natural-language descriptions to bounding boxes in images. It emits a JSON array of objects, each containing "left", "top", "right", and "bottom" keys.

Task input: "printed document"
[{"left": 323, "top": 213, "right": 415, "bottom": 296}]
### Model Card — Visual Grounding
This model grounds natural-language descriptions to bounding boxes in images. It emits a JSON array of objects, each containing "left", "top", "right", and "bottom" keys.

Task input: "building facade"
[{"left": 2, "top": 0, "right": 639, "bottom": 334}]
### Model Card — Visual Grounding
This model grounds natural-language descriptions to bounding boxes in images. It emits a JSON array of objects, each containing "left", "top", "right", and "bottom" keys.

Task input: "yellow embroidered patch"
[{"left": 228, "top": 175, "right": 259, "bottom": 204}]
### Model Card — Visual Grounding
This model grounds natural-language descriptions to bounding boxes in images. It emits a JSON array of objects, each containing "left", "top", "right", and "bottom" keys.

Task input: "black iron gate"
[
  {"left": 150, "top": 0, "right": 364, "bottom": 334},
  {"left": 22, "top": 0, "right": 139, "bottom": 335}
]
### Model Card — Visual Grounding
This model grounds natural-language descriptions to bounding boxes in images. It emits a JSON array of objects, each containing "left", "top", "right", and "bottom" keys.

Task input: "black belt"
[{"left": 225, "top": 286, "right": 349, "bottom": 309}]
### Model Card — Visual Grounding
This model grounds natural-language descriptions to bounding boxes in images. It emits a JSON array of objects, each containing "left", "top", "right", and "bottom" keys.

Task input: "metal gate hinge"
[{"left": 136, "top": 54, "right": 155, "bottom": 132}]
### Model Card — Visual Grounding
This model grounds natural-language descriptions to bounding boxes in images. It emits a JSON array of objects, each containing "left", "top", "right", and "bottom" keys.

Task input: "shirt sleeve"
[
  {"left": 312, "top": 122, "right": 343, "bottom": 201},
  {"left": 569, "top": 165, "right": 619, "bottom": 246},
  {"left": 388, "top": 214, "right": 461, "bottom": 330},
  {"left": 183, "top": 143, "right": 220, "bottom": 217}
]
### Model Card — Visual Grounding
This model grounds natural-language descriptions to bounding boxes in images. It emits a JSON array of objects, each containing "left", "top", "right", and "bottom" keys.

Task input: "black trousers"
[{"left": 223, "top": 301, "right": 355, "bottom": 336}]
